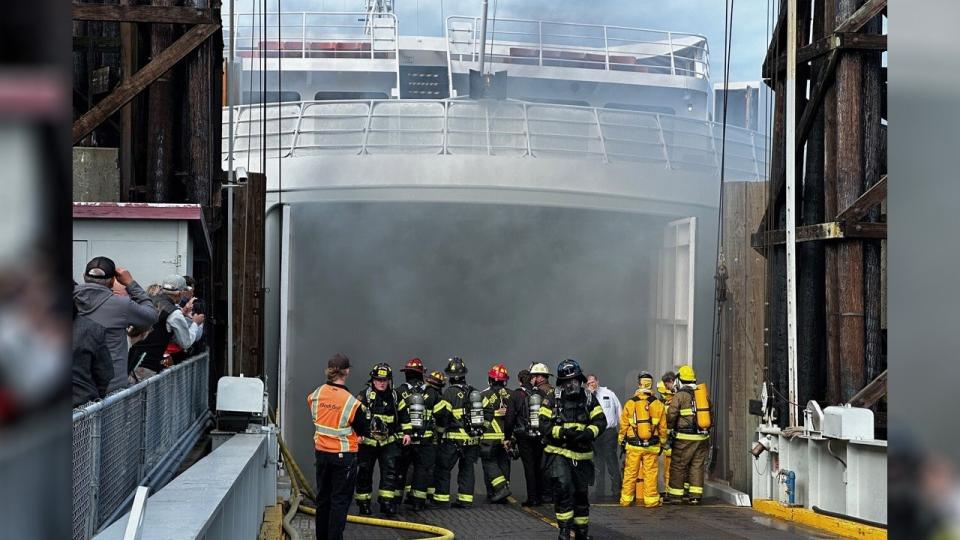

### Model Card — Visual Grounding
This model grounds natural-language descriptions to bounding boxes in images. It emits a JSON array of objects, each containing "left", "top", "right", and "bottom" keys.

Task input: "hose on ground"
[
  {"left": 275, "top": 421, "right": 455, "bottom": 539},
  {"left": 270, "top": 409, "right": 318, "bottom": 502},
  {"left": 298, "top": 504, "right": 455, "bottom": 540}
]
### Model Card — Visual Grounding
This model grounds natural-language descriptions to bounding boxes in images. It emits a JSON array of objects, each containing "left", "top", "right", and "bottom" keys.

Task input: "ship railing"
[
  {"left": 445, "top": 16, "right": 709, "bottom": 85},
  {"left": 223, "top": 100, "right": 768, "bottom": 181},
  {"left": 225, "top": 11, "right": 399, "bottom": 62},
  {"left": 72, "top": 353, "right": 210, "bottom": 540}
]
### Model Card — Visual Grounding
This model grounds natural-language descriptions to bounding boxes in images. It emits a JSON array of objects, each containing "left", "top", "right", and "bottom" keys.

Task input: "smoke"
[{"left": 284, "top": 201, "right": 674, "bottom": 479}]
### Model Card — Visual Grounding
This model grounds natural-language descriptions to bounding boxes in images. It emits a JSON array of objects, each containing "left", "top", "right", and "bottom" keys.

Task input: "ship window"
[
  {"left": 313, "top": 91, "right": 390, "bottom": 101},
  {"left": 242, "top": 91, "right": 301, "bottom": 104},
  {"left": 603, "top": 103, "right": 676, "bottom": 115}
]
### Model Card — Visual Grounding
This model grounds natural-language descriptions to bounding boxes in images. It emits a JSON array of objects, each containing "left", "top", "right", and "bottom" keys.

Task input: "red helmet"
[
  {"left": 487, "top": 363, "right": 509, "bottom": 382},
  {"left": 402, "top": 357, "right": 425, "bottom": 375}
]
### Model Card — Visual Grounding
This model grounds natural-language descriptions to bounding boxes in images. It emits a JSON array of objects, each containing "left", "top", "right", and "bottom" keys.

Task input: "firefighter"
[
  {"left": 425, "top": 370, "right": 446, "bottom": 504},
  {"left": 521, "top": 362, "right": 554, "bottom": 505},
  {"left": 479, "top": 363, "right": 516, "bottom": 503},
  {"left": 618, "top": 372, "right": 667, "bottom": 508},
  {"left": 395, "top": 357, "right": 441, "bottom": 511},
  {"left": 433, "top": 357, "right": 482, "bottom": 508},
  {"left": 354, "top": 362, "right": 410, "bottom": 516},
  {"left": 540, "top": 359, "right": 606, "bottom": 540},
  {"left": 665, "top": 365, "right": 710, "bottom": 505},
  {"left": 657, "top": 378, "right": 675, "bottom": 496}
]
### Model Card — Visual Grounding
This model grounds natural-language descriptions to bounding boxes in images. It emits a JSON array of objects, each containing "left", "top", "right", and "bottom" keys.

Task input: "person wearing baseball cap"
[
  {"left": 73, "top": 256, "right": 158, "bottom": 392},
  {"left": 127, "top": 275, "right": 204, "bottom": 382},
  {"left": 307, "top": 354, "right": 369, "bottom": 540}
]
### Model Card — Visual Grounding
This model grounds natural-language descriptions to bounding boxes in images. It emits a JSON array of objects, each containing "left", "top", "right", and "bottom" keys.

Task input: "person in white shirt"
[{"left": 586, "top": 374, "right": 622, "bottom": 499}]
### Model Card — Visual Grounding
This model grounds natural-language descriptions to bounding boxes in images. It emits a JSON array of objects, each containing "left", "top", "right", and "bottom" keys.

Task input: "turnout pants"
[
  {"left": 435, "top": 439, "right": 479, "bottom": 505},
  {"left": 409, "top": 443, "right": 438, "bottom": 501},
  {"left": 356, "top": 442, "right": 400, "bottom": 504},
  {"left": 667, "top": 437, "right": 709, "bottom": 500},
  {"left": 620, "top": 445, "right": 661, "bottom": 507},
  {"left": 516, "top": 434, "right": 546, "bottom": 503},
  {"left": 545, "top": 452, "right": 594, "bottom": 530},
  {"left": 661, "top": 448, "right": 671, "bottom": 493},
  {"left": 315, "top": 450, "right": 358, "bottom": 540},
  {"left": 480, "top": 442, "right": 511, "bottom": 496},
  {"left": 592, "top": 427, "right": 621, "bottom": 497}
]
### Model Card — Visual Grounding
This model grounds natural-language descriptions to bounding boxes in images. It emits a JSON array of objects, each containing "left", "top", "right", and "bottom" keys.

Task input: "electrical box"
[
  {"left": 217, "top": 376, "right": 265, "bottom": 415},
  {"left": 822, "top": 405, "right": 874, "bottom": 440}
]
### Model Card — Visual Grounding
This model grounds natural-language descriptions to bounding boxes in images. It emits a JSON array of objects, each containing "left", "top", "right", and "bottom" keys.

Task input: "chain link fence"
[{"left": 72, "top": 353, "right": 210, "bottom": 540}]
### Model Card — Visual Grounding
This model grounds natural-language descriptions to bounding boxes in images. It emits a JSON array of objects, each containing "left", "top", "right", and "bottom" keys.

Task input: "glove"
[
  {"left": 573, "top": 429, "right": 593, "bottom": 444},
  {"left": 619, "top": 442, "right": 626, "bottom": 458},
  {"left": 563, "top": 427, "right": 581, "bottom": 442}
]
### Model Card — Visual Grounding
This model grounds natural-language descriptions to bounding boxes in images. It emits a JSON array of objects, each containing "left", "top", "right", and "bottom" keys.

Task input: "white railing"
[
  {"left": 445, "top": 16, "right": 710, "bottom": 82},
  {"left": 222, "top": 100, "right": 768, "bottom": 182},
  {"left": 227, "top": 11, "right": 399, "bottom": 62}
]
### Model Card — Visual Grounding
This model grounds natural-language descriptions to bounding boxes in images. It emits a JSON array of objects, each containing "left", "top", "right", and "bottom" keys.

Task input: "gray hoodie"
[{"left": 73, "top": 281, "right": 158, "bottom": 392}]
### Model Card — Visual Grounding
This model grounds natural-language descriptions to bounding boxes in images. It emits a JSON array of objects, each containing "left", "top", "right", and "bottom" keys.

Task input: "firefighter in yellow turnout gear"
[
  {"left": 618, "top": 372, "right": 667, "bottom": 507},
  {"left": 665, "top": 365, "right": 711, "bottom": 505},
  {"left": 657, "top": 378, "right": 675, "bottom": 495}
]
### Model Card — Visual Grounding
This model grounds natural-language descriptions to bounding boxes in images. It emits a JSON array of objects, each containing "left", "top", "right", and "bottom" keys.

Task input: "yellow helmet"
[
  {"left": 657, "top": 380, "right": 674, "bottom": 396},
  {"left": 678, "top": 365, "right": 696, "bottom": 383},
  {"left": 638, "top": 371, "right": 654, "bottom": 391}
]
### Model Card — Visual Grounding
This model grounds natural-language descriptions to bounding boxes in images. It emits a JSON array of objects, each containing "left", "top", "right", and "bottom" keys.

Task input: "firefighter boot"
[
  {"left": 557, "top": 526, "right": 573, "bottom": 540},
  {"left": 490, "top": 484, "right": 511, "bottom": 504},
  {"left": 357, "top": 500, "right": 372, "bottom": 515},
  {"left": 575, "top": 526, "right": 593, "bottom": 540},
  {"left": 380, "top": 499, "right": 398, "bottom": 517},
  {"left": 412, "top": 497, "right": 427, "bottom": 511}
]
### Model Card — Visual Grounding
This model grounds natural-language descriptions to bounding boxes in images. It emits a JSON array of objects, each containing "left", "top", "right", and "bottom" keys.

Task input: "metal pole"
[
  {"left": 227, "top": 184, "right": 234, "bottom": 377},
  {"left": 785, "top": 0, "right": 799, "bottom": 427},
  {"left": 478, "top": 0, "right": 489, "bottom": 75}
]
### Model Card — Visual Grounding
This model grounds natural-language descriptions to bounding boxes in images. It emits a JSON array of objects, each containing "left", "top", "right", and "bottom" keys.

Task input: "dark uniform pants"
[
  {"left": 516, "top": 435, "right": 546, "bottom": 502},
  {"left": 480, "top": 442, "right": 511, "bottom": 495},
  {"left": 435, "top": 440, "right": 479, "bottom": 505},
  {"left": 408, "top": 442, "right": 438, "bottom": 500},
  {"left": 315, "top": 450, "right": 358, "bottom": 540},
  {"left": 396, "top": 445, "right": 414, "bottom": 499},
  {"left": 546, "top": 452, "right": 594, "bottom": 529},
  {"left": 356, "top": 442, "right": 400, "bottom": 503},
  {"left": 667, "top": 437, "right": 709, "bottom": 500}
]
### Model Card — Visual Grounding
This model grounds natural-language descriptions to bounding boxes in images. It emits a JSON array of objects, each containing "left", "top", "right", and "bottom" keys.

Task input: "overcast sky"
[{"left": 229, "top": 0, "right": 773, "bottom": 82}]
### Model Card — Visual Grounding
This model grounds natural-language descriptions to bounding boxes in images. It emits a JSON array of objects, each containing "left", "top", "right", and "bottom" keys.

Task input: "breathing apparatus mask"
[{"left": 561, "top": 378, "right": 582, "bottom": 398}]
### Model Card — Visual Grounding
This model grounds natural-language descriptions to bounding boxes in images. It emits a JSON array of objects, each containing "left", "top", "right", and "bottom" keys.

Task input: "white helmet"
[{"left": 529, "top": 363, "right": 551, "bottom": 377}]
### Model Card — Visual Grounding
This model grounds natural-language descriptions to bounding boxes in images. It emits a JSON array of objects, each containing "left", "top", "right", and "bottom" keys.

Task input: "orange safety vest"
[{"left": 308, "top": 383, "right": 362, "bottom": 453}]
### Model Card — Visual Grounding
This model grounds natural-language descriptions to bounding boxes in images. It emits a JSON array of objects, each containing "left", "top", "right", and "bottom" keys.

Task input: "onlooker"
[
  {"left": 179, "top": 275, "right": 206, "bottom": 351},
  {"left": 586, "top": 373, "right": 622, "bottom": 499},
  {"left": 73, "top": 256, "right": 158, "bottom": 392},
  {"left": 72, "top": 304, "right": 113, "bottom": 407},
  {"left": 127, "top": 275, "right": 204, "bottom": 383}
]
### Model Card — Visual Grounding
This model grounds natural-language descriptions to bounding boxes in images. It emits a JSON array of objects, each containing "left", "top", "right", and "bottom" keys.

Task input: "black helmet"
[
  {"left": 369, "top": 362, "right": 393, "bottom": 381},
  {"left": 444, "top": 357, "right": 467, "bottom": 376},
  {"left": 556, "top": 359, "right": 585, "bottom": 382}
]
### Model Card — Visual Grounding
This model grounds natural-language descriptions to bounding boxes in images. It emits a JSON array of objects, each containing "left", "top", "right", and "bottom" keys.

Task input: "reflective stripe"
[
  {"left": 556, "top": 510, "right": 574, "bottom": 521},
  {"left": 444, "top": 431, "right": 472, "bottom": 440},
  {"left": 457, "top": 494, "right": 474, "bottom": 503},
  {"left": 355, "top": 493, "right": 372, "bottom": 501},
  {"left": 426, "top": 487, "right": 436, "bottom": 495},
  {"left": 374, "top": 414, "right": 395, "bottom": 423},
  {"left": 482, "top": 433, "right": 505, "bottom": 440},
  {"left": 573, "top": 516, "right": 589, "bottom": 525},
  {"left": 688, "top": 485, "right": 704, "bottom": 495},
  {"left": 314, "top": 425, "right": 354, "bottom": 437},
  {"left": 587, "top": 425, "right": 600, "bottom": 437},
  {"left": 680, "top": 408, "right": 695, "bottom": 416},
  {"left": 400, "top": 423, "right": 413, "bottom": 430},
  {"left": 624, "top": 442, "right": 660, "bottom": 453},
  {"left": 675, "top": 432, "right": 708, "bottom": 441},
  {"left": 413, "top": 490, "right": 428, "bottom": 499},
  {"left": 562, "top": 422, "right": 585, "bottom": 429},
  {"left": 552, "top": 426, "right": 563, "bottom": 438},
  {"left": 589, "top": 406, "right": 604, "bottom": 419},
  {"left": 643, "top": 496, "right": 662, "bottom": 505},
  {"left": 433, "top": 493, "right": 450, "bottom": 502},
  {"left": 378, "top": 489, "right": 395, "bottom": 498},
  {"left": 434, "top": 401, "right": 450, "bottom": 412},
  {"left": 491, "top": 475, "right": 507, "bottom": 487},
  {"left": 544, "top": 445, "right": 593, "bottom": 460},
  {"left": 451, "top": 409, "right": 464, "bottom": 419},
  {"left": 539, "top": 406, "right": 554, "bottom": 418},
  {"left": 667, "top": 487, "right": 685, "bottom": 496}
]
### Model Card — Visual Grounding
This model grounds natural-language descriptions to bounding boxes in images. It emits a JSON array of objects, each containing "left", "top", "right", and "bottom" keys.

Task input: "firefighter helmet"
[
  {"left": 402, "top": 357, "right": 425, "bottom": 375},
  {"left": 529, "top": 363, "right": 552, "bottom": 377},
  {"left": 657, "top": 380, "right": 674, "bottom": 396},
  {"left": 426, "top": 370, "right": 446, "bottom": 388},
  {"left": 370, "top": 362, "right": 393, "bottom": 381},
  {"left": 556, "top": 359, "right": 585, "bottom": 382},
  {"left": 444, "top": 357, "right": 468, "bottom": 376},
  {"left": 678, "top": 364, "right": 696, "bottom": 383},
  {"left": 488, "top": 363, "right": 509, "bottom": 382}
]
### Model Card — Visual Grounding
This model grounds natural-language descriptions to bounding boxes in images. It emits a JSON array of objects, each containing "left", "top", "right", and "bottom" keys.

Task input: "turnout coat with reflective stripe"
[
  {"left": 308, "top": 383, "right": 362, "bottom": 453},
  {"left": 539, "top": 389, "right": 606, "bottom": 460}
]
